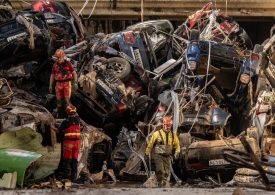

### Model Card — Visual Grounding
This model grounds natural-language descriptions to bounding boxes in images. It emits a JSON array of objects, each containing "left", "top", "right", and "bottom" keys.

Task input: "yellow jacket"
[{"left": 145, "top": 129, "right": 180, "bottom": 155}]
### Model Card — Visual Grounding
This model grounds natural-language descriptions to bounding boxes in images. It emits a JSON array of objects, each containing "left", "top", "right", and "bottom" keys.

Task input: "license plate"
[
  {"left": 209, "top": 159, "right": 230, "bottom": 166},
  {"left": 97, "top": 79, "right": 113, "bottom": 95}
]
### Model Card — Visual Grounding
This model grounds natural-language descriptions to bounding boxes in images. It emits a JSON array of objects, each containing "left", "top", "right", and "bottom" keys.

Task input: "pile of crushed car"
[{"left": 1, "top": 0, "right": 275, "bottom": 190}]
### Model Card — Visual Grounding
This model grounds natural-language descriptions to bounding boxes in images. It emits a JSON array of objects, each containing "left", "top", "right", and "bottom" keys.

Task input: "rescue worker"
[
  {"left": 49, "top": 49, "right": 78, "bottom": 117},
  {"left": 58, "top": 104, "right": 81, "bottom": 182},
  {"left": 145, "top": 116, "right": 180, "bottom": 187}
]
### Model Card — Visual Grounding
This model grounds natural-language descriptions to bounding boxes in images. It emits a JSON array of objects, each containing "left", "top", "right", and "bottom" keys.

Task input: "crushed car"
[
  {"left": 2, "top": 0, "right": 274, "bottom": 189},
  {"left": 0, "top": 79, "right": 112, "bottom": 187},
  {"left": 72, "top": 20, "right": 177, "bottom": 131},
  {"left": 32, "top": 0, "right": 87, "bottom": 48},
  {"left": 0, "top": 9, "right": 51, "bottom": 67}
]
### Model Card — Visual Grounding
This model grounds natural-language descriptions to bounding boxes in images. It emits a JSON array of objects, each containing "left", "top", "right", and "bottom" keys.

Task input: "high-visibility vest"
[{"left": 64, "top": 124, "right": 80, "bottom": 140}]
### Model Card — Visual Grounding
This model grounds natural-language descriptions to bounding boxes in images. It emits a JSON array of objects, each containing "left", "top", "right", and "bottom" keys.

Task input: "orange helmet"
[
  {"left": 163, "top": 116, "right": 172, "bottom": 125},
  {"left": 66, "top": 104, "right": 77, "bottom": 115},
  {"left": 54, "top": 49, "right": 65, "bottom": 59}
]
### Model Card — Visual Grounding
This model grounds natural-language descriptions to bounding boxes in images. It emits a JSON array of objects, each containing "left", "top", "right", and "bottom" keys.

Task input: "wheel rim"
[{"left": 107, "top": 62, "right": 124, "bottom": 74}]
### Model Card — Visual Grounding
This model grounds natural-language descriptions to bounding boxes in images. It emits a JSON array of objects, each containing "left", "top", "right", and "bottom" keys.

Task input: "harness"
[
  {"left": 54, "top": 60, "right": 73, "bottom": 81},
  {"left": 154, "top": 130, "right": 174, "bottom": 155},
  {"left": 157, "top": 130, "right": 174, "bottom": 145}
]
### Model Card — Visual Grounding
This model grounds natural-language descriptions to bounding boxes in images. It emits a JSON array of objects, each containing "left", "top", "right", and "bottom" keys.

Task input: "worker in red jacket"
[
  {"left": 49, "top": 49, "right": 78, "bottom": 117},
  {"left": 59, "top": 104, "right": 81, "bottom": 182}
]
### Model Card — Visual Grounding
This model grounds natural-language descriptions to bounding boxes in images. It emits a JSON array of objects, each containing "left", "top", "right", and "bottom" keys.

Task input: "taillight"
[{"left": 116, "top": 101, "right": 127, "bottom": 113}]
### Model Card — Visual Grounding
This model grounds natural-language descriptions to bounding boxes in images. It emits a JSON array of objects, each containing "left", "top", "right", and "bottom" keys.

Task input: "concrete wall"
[{"left": 12, "top": 0, "right": 275, "bottom": 19}]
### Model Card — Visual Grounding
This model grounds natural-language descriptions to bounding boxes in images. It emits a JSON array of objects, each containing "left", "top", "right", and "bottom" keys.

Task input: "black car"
[{"left": 0, "top": 10, "right": 51, "bottom": 68}]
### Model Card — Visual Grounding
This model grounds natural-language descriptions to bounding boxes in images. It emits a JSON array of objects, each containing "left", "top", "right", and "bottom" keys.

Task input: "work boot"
[
  {"left": 163, "top": 180, "right": 170, "bottom": 188},
  {"left": 71, "top": 159, "right": 78, "bottom": 182},
  {"left": 63, "top": 159, "right": 72, "bottom": 180},
  {"left": 158, "top": 180, "right": 164, "bottom": 187}
]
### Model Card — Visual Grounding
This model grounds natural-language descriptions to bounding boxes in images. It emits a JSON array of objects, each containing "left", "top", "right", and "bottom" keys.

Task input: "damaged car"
[
  {"left": 71, "top": 21, "right": 176, "bottom": 131},
  {"left": 0, "top": 9, "right": 51, "bottom": 67},
  {"left": 173, "top": 2, "right": 252, "bottom": 54},
  {"left": 0, "top": 80, "right": 112, "bottom": 187},
  {"left": 32, "top": 0, "right": 87, "bottom": 48}
]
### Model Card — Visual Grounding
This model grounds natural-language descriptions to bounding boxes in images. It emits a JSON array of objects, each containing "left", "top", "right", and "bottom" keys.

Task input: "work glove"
[
  {"left": 72, "top": 81, "right": 78, "bottom": 91},
  {"left": 49, "top": 86, "right": 53, "bottom": 94},
  {"left": 173, "top": 153, "right": 179, "bottom": 161}
]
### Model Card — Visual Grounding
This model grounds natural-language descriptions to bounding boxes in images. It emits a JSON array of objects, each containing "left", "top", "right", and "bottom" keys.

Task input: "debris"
[
  {"left": 64, "top": 180, "right": 72, "bottom": 189},
  {"left": 2, "top": 1, "right": 275, "bottom": 190},
  {"left": 0, "top": 172, "right": 17, "bottom": 189},
  {"left": 0, "top": 148, "right": 41, "bottom": 187},
  {"left": 142, "top": 174, "right": 158, "bottom": 188}
]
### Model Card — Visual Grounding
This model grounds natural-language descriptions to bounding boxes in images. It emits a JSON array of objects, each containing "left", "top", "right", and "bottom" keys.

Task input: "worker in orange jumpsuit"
[
  {"left": 49, "top": 49, "right": 78, "bottom": 117},
  {"left": 58, "top": 104, "right": 81, "bottom": 182}
]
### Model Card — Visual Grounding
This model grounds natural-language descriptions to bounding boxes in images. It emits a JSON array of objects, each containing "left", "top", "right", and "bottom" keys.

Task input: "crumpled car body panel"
[
  {"left": 0, "top": 128, "right": 61, "bottom": 185},
  {"left": 0, "top": 11, "right": 51, "bottom": 67},
  {"left": 0, "top": 148, "right": 41, "bottom": 187}
]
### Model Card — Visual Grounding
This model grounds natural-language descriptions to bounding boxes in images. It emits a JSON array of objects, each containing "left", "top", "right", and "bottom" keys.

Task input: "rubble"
[
  {"left": 0, "top": 172, "right": 17, "bottom": 189},
  {"left": 1, "top": 0, "right": 275, "bottom": 191}
]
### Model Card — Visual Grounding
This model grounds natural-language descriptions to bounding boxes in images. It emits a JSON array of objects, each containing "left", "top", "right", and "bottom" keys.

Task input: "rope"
[
  {"left": 187, "top": 41, "right": 211, "bottom": 134},
  {"left": 78, "top": 0, "right": 90, "bottom": 15},
  {"left": 127, "top": 137, "right": 149, "bottom": 177},
  {"left": 226, "top": 0, "right": 228, "bottom": 15},
  {"left": 81, "top": 0, "right": 98, "bottom": 20},
  {"left": 17, "top": 15, "right": 35, "bottom": 49},
  {"left": 141, "top": 0, "right": 144, "bottom": 22}
]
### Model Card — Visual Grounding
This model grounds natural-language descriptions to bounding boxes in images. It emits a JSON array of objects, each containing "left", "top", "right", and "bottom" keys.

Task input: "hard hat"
[
  {"left": 66, "top": 104, "right": 77, "bottom": 115},
  {"left": 163, "top": 116, "right": 172, "bottom": 125},
  {"left": 54, "top": 49, "right": 65, "bottom": 59}
]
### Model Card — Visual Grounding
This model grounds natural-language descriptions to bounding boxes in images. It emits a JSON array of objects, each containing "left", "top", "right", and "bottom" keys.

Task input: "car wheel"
[{"left": 107, "top": 57, "right": 131, "bottom": 81}]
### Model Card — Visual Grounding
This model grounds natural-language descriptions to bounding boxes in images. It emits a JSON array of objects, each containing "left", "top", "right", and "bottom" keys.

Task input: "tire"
[{"left": 107, "top": 57, "right": 131, "bottom": 81}]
